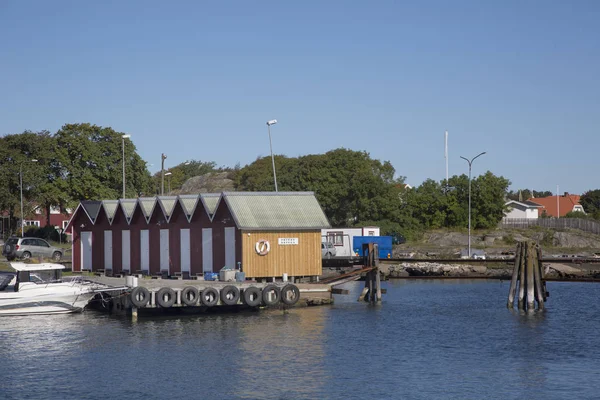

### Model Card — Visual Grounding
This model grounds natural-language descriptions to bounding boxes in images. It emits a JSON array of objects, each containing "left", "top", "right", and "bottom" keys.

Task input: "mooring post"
[
  {"left": 517, "top": 243, "right": 527, "bottom": 310},
  {"left": 507, "top": 242, "right": 521, "bottom": 308},
  {"left": 526, "top": 242, "right": 535, "bottom": 311},
  {"left": 533, "top": 246, "right": 545, "bottom": 311},
  {"left": 374, "top": 244, "right": 382, "bottom": 302}
]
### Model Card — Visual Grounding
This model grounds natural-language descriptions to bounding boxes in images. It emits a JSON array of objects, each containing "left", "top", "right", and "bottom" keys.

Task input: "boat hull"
[{"left": 0, "top": 292, "right": 97, "bottom": 316}]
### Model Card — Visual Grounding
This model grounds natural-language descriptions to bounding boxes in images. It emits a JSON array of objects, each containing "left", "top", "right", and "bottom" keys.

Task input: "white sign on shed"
[{"left": 278, "top": 238, "right": 299, "bottom": 245}]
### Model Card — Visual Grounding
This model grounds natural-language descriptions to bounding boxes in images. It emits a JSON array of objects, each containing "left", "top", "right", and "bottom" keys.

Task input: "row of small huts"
[{"left": 66, "top": 192, "right": 331, "bottom": 279}]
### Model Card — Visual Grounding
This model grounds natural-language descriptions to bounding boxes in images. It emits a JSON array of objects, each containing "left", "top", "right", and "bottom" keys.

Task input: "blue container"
[
  {"left": 235, "top": 271, "right": 246, "bottom": 282},
  {"left": 204, "top": 272, "right": 219, "bottom": 281},
  {"left": 352, "top": 236, "right": 393, "bottom": 259}
]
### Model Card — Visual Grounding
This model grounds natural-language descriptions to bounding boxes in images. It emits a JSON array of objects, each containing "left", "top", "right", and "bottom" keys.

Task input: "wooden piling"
[
  {"left": 526, "top": 244, "right": 535, "bottom": 311},
  {"left": 517, "top": 243, "right": 526, "bottom": 310},
  {"left": 507, "top": 242, "right": 521, "bottom": 308},
  {"left": 507, "top": 241, "right": 547, "bottom": 311}
]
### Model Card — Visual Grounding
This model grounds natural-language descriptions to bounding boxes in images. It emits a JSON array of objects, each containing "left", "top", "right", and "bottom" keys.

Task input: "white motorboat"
[{"left": 0, "top": 263, "right": 122, "bottom": 316}]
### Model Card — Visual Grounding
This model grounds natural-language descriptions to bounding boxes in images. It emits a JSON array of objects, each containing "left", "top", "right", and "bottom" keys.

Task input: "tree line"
[{"left": 2, "top": 123, "right": 599, "bottom": 238}]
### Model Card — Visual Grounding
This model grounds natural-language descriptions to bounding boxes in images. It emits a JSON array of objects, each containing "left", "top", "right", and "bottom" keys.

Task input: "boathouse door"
[
  {"left": 122, "top": 230, "right": 131, "bottom": 272},
  {"left": 202, "top": 228, "right": 213, "bottom": 272},
  {"left": 160, "top": 229, "right": 170, "bottom": 273},
  {"left": 81, "top": 231, "right": 92, "bottom": 271},
  {"left": 180, "top": 229, "right": 190, "bottom": 274},
  {"left": 140, "top": 230, "right": 149, "bottom": 273},
  {"left": 104, "top": 231, "right": 113, "bottom": 271},
  {"left": 225, "top": 227, "right": 235, "bottom": 269}
]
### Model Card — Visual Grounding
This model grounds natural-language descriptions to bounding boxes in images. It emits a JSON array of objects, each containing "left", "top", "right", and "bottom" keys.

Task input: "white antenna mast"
[{"left": 445, "top": 131, "right": 449, "bottom": 183}]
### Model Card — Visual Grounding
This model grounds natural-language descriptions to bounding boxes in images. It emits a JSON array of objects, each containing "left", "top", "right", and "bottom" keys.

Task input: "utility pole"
[{"left": 161, "top": 153, "right": 167, "bottom": 196}]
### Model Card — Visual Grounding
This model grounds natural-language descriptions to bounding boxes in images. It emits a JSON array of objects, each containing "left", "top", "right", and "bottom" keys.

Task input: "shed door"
[
  {"left": 104, "top": 231, "right": 113, "bottom": 270},
  {"left": 122, "top": 230, "right": 131, "bottom": 272},
  {"left": 140, "top": 230, "right": 149, "bottom": 273},
  {"left": 81, "top": 231, "right": 92, "bottom": 271},
  {"left": 180, "top": 229, "right": 191, "bottom": 273},
  {"left": 202, "top": 228, "right": 213, "bottom": 273},
  {"left": 160, "top": 229, "right": 170, "bottom": 273},
  {"left": 225, "top": 227, "right": 236, "bottom": 269}
]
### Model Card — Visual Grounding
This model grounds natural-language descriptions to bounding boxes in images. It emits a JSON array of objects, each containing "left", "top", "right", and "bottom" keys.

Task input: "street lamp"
[
  {"left": 20, "top": 159, "right": 38, "bottom": 237},
  {"left": 161, "top": 153, "right": 167, "bottom": 196},
  {"left": 164, "top": 172, "right": 172, "bottom": 194},
  {"left": 460, "top": 152, "right": 486, "bottom": 258},
  {"left": 122, "top": 134, "right": 131, "bottom": 198},
  {"left": 266, "top": 119, "right": 278, "bottom": 192}
]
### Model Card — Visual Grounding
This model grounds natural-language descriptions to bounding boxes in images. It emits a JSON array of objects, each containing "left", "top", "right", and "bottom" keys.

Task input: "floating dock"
[{"left": 86, "top": 275, "right": 334, "bottom": 317}]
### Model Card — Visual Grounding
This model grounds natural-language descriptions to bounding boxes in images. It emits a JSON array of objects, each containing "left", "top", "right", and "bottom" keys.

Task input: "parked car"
[
  {"left": 321, "top": 242, "right": 336, "bottom": 258},
  {"left": 2, "top": 237, "right": 63, "bottom": 261}
]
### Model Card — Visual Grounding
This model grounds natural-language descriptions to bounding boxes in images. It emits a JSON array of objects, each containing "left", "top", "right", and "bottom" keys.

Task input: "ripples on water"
[{"left": 1, "top": 280, "right": 599, "bottom": 400}]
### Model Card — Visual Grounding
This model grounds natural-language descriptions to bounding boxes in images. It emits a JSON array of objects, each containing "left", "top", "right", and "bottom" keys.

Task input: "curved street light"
[
  {"left": 122, "top": 134, "right": 131, "bottom": 198},
  {"left": 266, "top": 119, "right": 278, "bottom": 192},
  {"left": 460, "top": 152, "right": 486, "bottom": 258}
]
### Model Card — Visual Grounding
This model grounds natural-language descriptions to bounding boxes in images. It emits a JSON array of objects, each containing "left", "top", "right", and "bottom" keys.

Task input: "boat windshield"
[{"left": 30, "top": 270, "right": 62, "bottom": 284}]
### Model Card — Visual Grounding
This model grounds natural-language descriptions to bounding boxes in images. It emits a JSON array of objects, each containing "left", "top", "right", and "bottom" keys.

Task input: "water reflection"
[{"left": 236, "top": 307, "right": 327, "bottom": 399}]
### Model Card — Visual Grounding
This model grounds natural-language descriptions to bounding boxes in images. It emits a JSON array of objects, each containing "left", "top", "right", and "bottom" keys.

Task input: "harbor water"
[{"left": 1, "top": 279, "right": 599, "bottom": 399}]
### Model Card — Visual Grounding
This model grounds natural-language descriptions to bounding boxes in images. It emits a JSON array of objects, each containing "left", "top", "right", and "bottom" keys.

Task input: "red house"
[{"left": 66, "top": 192, "right": 330, "bottom": 279}]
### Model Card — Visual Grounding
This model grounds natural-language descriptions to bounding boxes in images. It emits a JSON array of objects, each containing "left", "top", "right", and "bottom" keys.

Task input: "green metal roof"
[
  {"left": 200, "top": 193, "right": 221, "bottom": 216},
  {"left": 102, "top": 200, "right": 119, "bottom": 224},
  {"left": 222, "top": 192, "right": 331, "bottom": 230},
  {"left": 138, "top": 197, "right": 157, "bottom": 222}
]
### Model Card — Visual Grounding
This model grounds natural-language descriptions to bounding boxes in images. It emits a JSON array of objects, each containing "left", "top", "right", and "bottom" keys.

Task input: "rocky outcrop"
[
  {"left": 176, "top": 172, "right": 235, "bottom": 194},
  {"left": 382, "top": 262, "right": 512, "bottom": 279}
]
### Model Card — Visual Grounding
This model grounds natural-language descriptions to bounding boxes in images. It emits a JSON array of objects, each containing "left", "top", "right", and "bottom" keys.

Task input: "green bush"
[{"left": 24, "top": 226, "right": 67, "bottom": 242}]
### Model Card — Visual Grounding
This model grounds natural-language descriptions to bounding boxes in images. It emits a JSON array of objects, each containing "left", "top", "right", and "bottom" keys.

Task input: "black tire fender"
[
  {"left": 156, "top": 287, "right": 176, "bottom": 308},
  {"left": 243, "top": 287, "right": 262, "bottom": 307},
  {"left": 200, "top": 287, "right": 219, "bottom": 307},
  {"left": 262, "top": 284, "right": 281, "bottom": 306},
  {"left": 220, "top": 285, "right": 240, "bottom": 305},
  {"left": 181, "top": 286, "right": 199, "bottom": 306},
  {"left": 130, "top": 287, "right": 151, "bottom": 308},
  {"left": 280, "top": 284, "right": 300, "bottom": 306}
]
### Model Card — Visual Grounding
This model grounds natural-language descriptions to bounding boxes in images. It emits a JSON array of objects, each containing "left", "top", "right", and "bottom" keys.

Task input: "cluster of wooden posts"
[
  {"left": 507, "top": 241, "right": 549, "bottom": 311},
  {"left": 358, "top": 243, "right": 382, "bottom": 303}
]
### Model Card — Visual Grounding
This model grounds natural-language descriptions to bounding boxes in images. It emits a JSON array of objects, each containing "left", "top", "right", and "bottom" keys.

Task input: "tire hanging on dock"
[
  {"left": 181, "top": 286, "right": 199, "bottom": 306},
  {"left": 280, "top": 284, "right": 300, "bottom": 306},
  {"left": 130, "top": 287, "right": 151, "bottom": 308},
  {"left": 220, "top": 285, "right": 240, "bottom": 305},
  {"left": 262, "top": 284, "right": 281, "bottom": 306},
  {"left": 201, "top": 287, "right": 219, "bottom": 307},
  {"left": 156, "top": 287, "right": 176, "bottom": 308},
  {"left": 243, "top": 287, "right": 262, "bottom": 307}
]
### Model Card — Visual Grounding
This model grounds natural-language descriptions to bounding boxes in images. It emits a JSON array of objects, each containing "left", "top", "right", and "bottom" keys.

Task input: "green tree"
[
  {"left": 580, "top": 189, "right": 600, "bottom": 220},
  {"left": 53, "top": 123, "right": 152, "bottom": 202},
  {"left": 470, "top": 171, "right": 511, "bottom": 228}
]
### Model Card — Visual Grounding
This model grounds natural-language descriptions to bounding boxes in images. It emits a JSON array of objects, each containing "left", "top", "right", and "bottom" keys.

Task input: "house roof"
[
  {"left": 505, "top": 200, "right": 543, "bottom": 209},
  {"left": 221, "top": 192, "right": 331, "bottom": 230},
  {"left": 67, "top": 192, "right": 331, "bottom": 231},
  {"left": 527, "top": 194, "right": 582, "bottom": 217}
]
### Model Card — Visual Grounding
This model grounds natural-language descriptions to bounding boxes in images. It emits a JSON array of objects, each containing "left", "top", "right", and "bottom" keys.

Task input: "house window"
[
  {"left": 62, "top": 220, "right": 70, "bottom": 230},
  {"left": 327, "top": 232, "right": 344, "bottom": 246},
  {"left": 24, "top": 220, "right": 40, "bottom": 227}
]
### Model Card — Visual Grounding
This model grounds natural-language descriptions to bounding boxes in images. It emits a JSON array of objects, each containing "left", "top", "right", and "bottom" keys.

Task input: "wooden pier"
[{"left": 86, "top": 275, "right": 333, "bottom": 317}]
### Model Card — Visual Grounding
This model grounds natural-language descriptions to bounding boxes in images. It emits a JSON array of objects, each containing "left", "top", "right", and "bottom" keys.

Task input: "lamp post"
[
  {"left": 266, "top": 119, "right": 278, "bottom": 192},
  {"left": 20, "top": 159, "right": 38, "bottom": 237},
  {"left": 122, "top": 134, "right": 131, "bottom": 198},
  {"left": 161, "top": 153, "right": 167, "bottom": 196},
  {"left": 459, "top": 152, "right": 486, "bottom": 258},
  {"left": 164, "top": 172, "right": 172, "bottom": 194}
]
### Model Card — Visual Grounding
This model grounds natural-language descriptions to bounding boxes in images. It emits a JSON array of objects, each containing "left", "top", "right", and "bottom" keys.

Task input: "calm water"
[{"left": 1, "top": 280, "right": 600, "bottom": 400}]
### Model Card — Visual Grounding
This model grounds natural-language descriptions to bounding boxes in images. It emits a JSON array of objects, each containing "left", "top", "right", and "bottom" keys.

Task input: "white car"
[{"left": 321, "top": 242, "right": 336, "bottom": 258}]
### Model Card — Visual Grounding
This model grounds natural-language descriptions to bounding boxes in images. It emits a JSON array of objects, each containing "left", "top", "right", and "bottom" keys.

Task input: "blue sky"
[{"left": 1, "top": 1, "right": 598, "bottom": 194}]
